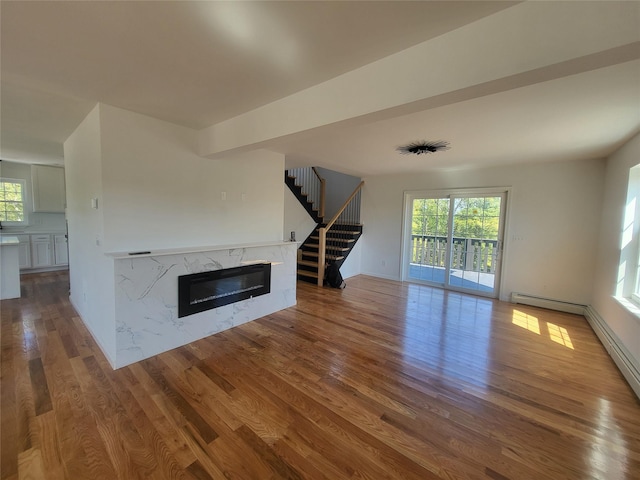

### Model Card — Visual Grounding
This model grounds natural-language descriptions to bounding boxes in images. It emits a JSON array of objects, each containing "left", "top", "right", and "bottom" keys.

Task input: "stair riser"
[
  {"left": 297, "top": 265, "right": 318, "bottom": 273},
  {"left": 297, "top": 275, "right": 318, "bottom": 284},
  {"left": 301, "top": 255, "right": 343, "bottom": 263}
]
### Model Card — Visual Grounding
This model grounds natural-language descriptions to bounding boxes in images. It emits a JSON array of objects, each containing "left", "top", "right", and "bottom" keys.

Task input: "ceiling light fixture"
[{"left": 396, "top": 140, "right": 450, "bottom": 155}]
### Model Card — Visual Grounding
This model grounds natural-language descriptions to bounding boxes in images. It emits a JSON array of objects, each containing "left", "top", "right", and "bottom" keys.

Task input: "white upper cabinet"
[{"left": 31, "top": 165, "right": 66, "bottom": 213}]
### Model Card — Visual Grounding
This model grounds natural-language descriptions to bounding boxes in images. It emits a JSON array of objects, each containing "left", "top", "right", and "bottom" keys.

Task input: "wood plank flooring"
[{"left": 2, "top": 271, "right": 639, "bottom": 479}]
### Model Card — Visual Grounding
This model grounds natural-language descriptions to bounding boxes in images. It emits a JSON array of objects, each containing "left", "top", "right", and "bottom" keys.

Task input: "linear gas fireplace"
[{"left": 178, "top": 262, "right": 271, "bottom": 318}]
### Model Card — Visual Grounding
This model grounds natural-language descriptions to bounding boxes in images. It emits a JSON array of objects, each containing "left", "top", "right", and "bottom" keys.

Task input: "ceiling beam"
[{"left": 198, "top": 1, "right": 640, "bottom": 159}]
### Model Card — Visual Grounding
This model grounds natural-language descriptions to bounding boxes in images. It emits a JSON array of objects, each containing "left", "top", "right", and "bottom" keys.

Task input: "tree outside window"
[{"left": 0, "top": 178, "right": 26, "bottom": 224}]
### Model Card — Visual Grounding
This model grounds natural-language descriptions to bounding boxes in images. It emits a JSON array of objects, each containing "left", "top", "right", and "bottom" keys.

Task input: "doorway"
[{"left": 403, "top": 190, "right": 507, "bottom": 298}]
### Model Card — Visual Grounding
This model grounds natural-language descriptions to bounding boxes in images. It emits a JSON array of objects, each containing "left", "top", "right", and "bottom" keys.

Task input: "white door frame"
[{"left": 401, "top": 187, "right": 511, "bottom": 298}]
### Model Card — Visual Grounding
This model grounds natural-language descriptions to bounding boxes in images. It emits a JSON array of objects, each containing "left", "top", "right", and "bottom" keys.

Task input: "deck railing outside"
[{"left": 411, "top": 235, "right": 498, "bottom": 273}]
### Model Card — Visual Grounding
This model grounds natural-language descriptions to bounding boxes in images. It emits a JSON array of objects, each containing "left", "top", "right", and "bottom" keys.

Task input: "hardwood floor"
[{"left": 2, "top": 271, "right": 639, "bottom": 479}]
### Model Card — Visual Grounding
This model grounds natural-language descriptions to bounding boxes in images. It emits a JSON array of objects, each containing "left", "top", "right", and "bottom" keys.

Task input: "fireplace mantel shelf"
[{"left": 105, "top": 240, "right": 295, "bottom": 260}]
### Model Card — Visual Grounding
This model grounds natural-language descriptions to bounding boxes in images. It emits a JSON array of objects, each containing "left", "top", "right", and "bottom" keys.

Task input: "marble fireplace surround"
[{"left": 107, "top": 241, "right": 297, "bottom": 368}]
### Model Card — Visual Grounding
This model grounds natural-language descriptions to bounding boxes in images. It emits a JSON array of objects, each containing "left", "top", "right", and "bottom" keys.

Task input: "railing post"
[
  {"left": 318, "top": 227, "right": 326, "bottom": 286},
  {"left": 319, "top": 177, "right": 326, "bottom": 219},
  {"left": 491, "top": 241, "right": 498, "bottom": 273},
  {"left": 465, "top": 238, "right": 475, "bottom": 271}
]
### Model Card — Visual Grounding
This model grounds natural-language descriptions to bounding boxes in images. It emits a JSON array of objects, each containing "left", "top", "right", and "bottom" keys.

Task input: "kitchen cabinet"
[
  {"left": 31, "top": 165, "right": 66, "bottom": 213},
  {"left": 17, "top": 235, "right": 31, "bottom": 269},
  {"left": 3, "top": 233, "right": 68, "bottom": 271},
  {"left": 31, "top": 234, "right": 52, "bottom": 268},
  {"left": 54, "top": 234, "right": 68, "bottom": 266}
]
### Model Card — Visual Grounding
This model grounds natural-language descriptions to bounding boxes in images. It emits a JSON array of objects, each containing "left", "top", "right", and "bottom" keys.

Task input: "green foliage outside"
[
  {"left": 0, "top": 180, "right": 25, "bottom": 222},
  {"left": 412, "top": 196, "right": 501, "bottom": 240},
  {"left": 411, "top": 196, "right": 502, "bottom": 271}
]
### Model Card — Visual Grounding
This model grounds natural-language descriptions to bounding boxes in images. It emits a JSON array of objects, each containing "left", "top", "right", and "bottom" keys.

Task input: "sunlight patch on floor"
[
  {"left": 512, "top": 309, "right": 540, "bottom": 334},
  {"left": 547, "top": 322, "right": 574, "bottom": 349}
]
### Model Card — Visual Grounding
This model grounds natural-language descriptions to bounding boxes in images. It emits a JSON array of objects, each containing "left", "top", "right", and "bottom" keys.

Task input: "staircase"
[
  {"left": 285, "top": 168, "right": 363, "bottom": 286},
  {"left": 297, "top": 223, "right": 363, "bottom": 284}
]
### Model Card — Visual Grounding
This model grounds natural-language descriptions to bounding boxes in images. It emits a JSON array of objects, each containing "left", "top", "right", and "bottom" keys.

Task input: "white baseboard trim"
[
  {"left": 584, "top": 305, "right": 640, "bottom": 400},
  {"left": 69, "top": 296, "right": 117, "bottom": 370},
  {"left": 360, "top": 271, "right": 401, "bottom": 282},
  {"left": 511, "top": 292, "right": 586, "bottom": 315}
]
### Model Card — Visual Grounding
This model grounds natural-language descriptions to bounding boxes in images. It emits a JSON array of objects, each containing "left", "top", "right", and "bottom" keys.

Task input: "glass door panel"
[
  {"left": 408, "top": 198, "right": 449, "bottom": 285},
  {"left": 448, "top": 195, "right": 504, "bottom": 296},
  {"left": 405, "top": 191, "right": 506, "bottom": 298}
]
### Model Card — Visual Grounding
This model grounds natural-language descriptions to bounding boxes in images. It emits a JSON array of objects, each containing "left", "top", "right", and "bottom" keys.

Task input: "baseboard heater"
[
  {"left": 510, "top": 292, "right": 586, "bottom": 315},
  {"left": 584, "top": 306, "right": 640, "bottom": 400}
]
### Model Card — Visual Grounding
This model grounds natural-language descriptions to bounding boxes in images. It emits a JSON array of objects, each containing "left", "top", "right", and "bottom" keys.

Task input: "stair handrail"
[
  {"left": 311, "top": 167, "right": 326, "bottom": 219},
  {"left": 317, "top": 181, "right": 364, "bottom": 286}
]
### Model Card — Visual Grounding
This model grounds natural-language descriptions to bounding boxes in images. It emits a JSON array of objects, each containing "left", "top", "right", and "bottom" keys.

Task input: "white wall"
[
  {"left": 340, "top": 239, "right": 361, "bottom": 280},
  {"left": 0, "top": 161, "right": 66, "bottom": 233},
  {"left": 64, "top": 103, "right": 288, "bottom": 367},
  {"left": 283, "top": 187, "right": 316, "bottom": 243},
  {"left": 360, "top": 158, "right": 605, "bottom": 303},
  {"left": 64, "top": 105, "right": 117, "bottom": 363},
  {"left": 592, "top": 133, "right": 640, "bottom": 369},
  {"left": 99, "top": 105, "right": 285, "bottom": 253},
  {"left": 315, "top": 167, "right": 362, "bottom": 220}
]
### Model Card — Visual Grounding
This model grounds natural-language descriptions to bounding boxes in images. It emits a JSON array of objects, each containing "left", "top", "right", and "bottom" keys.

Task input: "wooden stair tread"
[
  {"left": 309, "top": 236, "right": 356, "bottom": 242},
  {"left": 297, "top": 270, "right": 318, "bottom": 278},
  {"left": 305, "top": 243, "right": 350, "bottom": 252},
  {"left": 297, "top": 260, "right": 319, "bottom": 268},
  {"left": 301, "top": 252, "right": 344, "bottom": 261}
]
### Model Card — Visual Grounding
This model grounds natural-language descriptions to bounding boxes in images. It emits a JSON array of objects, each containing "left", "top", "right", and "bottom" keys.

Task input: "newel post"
[{"left": 317, "top": 227, "right": 327, "bottom": 286}]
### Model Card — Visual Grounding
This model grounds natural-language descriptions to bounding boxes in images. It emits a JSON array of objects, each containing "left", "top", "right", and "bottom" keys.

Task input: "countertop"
[
  {"left": 0, "top": 236, "right": 20, "bottom": 246},
  {"left": 106, "top": 240, "right": 297, "bottom": 259},
  {"left": 0, "top": 231, "right": 65, "bottom": 236}
]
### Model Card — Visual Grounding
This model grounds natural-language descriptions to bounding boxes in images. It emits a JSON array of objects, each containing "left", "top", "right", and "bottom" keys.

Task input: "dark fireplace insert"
[{"left": 178, "top": 262, "right": 271, "bottom": 318}]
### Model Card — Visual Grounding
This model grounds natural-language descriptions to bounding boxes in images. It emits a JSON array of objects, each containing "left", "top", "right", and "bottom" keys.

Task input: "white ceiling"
[
  {"left": 271, "top": 60, "right": 640, "bottom": 175},
  {"left": 1, "top": 1, "right": 639, "bottom": 176}
]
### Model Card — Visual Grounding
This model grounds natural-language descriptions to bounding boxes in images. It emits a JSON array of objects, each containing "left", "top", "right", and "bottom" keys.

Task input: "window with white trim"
[
  {"left": 0, "top": 178, "right": 27, "bottom": 225},
  {"left": 617, "top": 164, "right": 640, "bottom": 311}
]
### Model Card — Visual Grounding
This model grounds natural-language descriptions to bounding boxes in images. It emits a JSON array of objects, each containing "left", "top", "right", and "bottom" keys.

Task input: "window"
[
  {"left": 616, "top": 164, "right": 640, "bottom": 314},
  {"left": 0, "top": 178, "right": 27, "bottom": 225}
]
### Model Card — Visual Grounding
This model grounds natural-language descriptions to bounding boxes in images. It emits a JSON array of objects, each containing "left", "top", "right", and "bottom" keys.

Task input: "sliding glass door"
[{"left": 404, "top": 190, "right": 507, "bottom": 298}]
